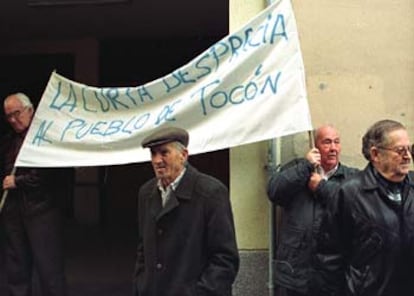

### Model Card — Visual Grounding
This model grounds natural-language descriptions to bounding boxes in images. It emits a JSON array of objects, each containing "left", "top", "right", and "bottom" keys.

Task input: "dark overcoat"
[
  {"left": 267, "top": 158, "right": 358, "bottom": 294},
  {"left": 0, "top": 131, "right": 67, "bottom": 296},
  {"left": 319, "top": 165, "right": 414, "bottom": 296},
  {"left": 133, "top": 164, "right": 239, "bottom": 296}
]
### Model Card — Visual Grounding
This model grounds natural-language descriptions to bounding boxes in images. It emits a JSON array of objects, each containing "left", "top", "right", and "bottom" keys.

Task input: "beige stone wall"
[
  {"left": 293, "top": 0, "right": 414, "bottom": 168},
  {"left": 229, "top": 0, "right": 270, "bottom": 250},
  {"left": 230, "top": 0, "right": 414, "bottom": 249}
]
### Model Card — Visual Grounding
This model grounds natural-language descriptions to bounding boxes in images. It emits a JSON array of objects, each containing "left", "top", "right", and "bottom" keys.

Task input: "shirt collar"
[
  {"left": 157, "top": 167, "right": 187, "bottom": 193},
  {"left": 319, "top": 164, "right": 339, "bottom": 180}
]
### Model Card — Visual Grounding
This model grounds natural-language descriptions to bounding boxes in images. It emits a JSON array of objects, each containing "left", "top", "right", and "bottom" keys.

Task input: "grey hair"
[
  {"left": 173, "top": 141, "right": 188, "bottom": 165},
  {"left": 5, "top": 92, "right": 33, "bottom": 108},
  {"left": 361, "top": 119, "right": 406, "bottom": 161},
  {"left": 173, "top": 141, "right": 186, "bottom": 152}
]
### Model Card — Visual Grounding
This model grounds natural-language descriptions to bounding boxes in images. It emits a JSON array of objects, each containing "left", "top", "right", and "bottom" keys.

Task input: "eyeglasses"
[
  {"left": 5, "top": 107, "right": 28, "bottom": 120},
  {"left": 377, "top": 145, "right": 412, "bottom": 156}
]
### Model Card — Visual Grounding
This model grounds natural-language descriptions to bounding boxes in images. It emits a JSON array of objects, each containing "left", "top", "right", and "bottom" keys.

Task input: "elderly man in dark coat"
[
  {"left": 267, "top": 125, "right": 359, "bottom": 296},
  {"left": 0, "top": 93, "right": 67, "bottom": 296},
  {"left": 318, "top": 119, "right": 414, "bottom": 296},
  {"left": 133, "top": 126, "right": 239, "bottom": 296}
]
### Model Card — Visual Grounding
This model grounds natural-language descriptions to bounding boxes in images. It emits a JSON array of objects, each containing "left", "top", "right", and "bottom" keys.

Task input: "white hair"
[{"left": 5, "top": 92, "right": 33, "bottom": 108}]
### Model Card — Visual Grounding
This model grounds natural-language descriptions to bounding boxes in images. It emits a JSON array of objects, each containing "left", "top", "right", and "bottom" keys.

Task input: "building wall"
[
  {"left": 229, "top": 1, "right": 274, "bottom": 295},
  {"left": 229, "top": 0, "right": 414, "bottom": 294},
  {"left": 293, "top": 0, "right": 414, "bottom": 168}
]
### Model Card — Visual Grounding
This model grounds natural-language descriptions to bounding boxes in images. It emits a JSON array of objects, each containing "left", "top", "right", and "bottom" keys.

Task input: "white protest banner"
[{"left": 15, "top": 0, "right": 312, "bottom": 167}]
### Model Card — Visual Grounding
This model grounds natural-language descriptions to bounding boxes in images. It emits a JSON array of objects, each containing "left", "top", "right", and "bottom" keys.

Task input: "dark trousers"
[{"left": 2, "top": 206, "right": 67, "bottom": 296}]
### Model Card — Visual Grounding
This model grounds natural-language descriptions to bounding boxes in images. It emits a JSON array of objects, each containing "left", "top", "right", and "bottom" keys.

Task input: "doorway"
[{"left": 0, "top": 36, "right": 230, "bottom": 295}]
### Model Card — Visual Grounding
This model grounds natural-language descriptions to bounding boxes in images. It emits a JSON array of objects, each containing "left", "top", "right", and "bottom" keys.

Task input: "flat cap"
[{"left": 142, "top": 126, "right": 189, "bottom": 148}]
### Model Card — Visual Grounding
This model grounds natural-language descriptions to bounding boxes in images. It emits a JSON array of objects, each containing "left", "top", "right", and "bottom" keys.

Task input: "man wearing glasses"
[
  {"left": 318, "top": 119, "right": 414, "bottom": 296},
  {"left": 0, "top": 93, "right": 67, "bottom": 296}
]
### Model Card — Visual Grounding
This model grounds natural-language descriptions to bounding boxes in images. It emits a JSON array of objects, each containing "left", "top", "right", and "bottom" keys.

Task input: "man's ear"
[
  {"left": 370, "top": 146, "right": 380, "bottom": 162},
  {"left": 181, "top": 149, "right": 189, "bottom": 161}
]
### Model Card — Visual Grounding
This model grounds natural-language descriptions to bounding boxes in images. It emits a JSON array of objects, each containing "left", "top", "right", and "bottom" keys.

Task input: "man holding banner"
[
  {"left": 267, "top": 125, "right": 358, "bottom": 296},
  {"left": 0, "top": 93, "right": 67, "bottom": 296},
  {"left": 133, "top": 126, "right": 239, "bottom": 296}
]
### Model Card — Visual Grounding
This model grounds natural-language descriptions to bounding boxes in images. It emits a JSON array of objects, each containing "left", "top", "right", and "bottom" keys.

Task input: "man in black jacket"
[
  {"left": 0, "top": 93, "right": 67, "bottom": 296},
  {"left": 267, "top": 125, "right": 358, "bottom": 296},
  {"left": 133, "top": 126, "right": 239, "bottom": 296},
  {"left": 320, "top": 119, "right": 414, "bottom": 296}
]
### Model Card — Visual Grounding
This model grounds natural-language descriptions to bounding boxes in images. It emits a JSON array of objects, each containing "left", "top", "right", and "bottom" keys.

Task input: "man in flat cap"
[{"left": 133, "top": 126, "right": 239, "bottom": 296}]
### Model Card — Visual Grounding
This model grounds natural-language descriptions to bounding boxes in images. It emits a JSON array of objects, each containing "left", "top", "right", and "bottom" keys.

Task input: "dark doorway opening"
[
  {"left": 0, "top": 36, "right": 230, "bottom": 296},
  {"left": 0, "top": 53, "right": 76, "bottom": 294},
  {"left": 0, "top": 53, "right": 75, "bottom": 136}
]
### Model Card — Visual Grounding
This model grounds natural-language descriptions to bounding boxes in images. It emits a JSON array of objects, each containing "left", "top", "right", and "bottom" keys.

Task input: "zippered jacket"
[
  {"left": 317, "top": 165, "right": 414, "bottom": 296},
  {"left": 267, "top": 158, "right": 358, "bottom": 294}
]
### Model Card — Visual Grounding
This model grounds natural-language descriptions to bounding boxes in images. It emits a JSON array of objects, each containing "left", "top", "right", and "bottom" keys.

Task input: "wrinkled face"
[
  {"left": 315, "top": 126, "right": 341, "bottom": 171},
  {"left": 150, "top": 142, "right": 188, "bottom": 187},
  {"left": 4, "top": 95, "right": 33, "bottom": 133},
  {"left": 373, "top": 129, "right": 412, "bottom": 182}
]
